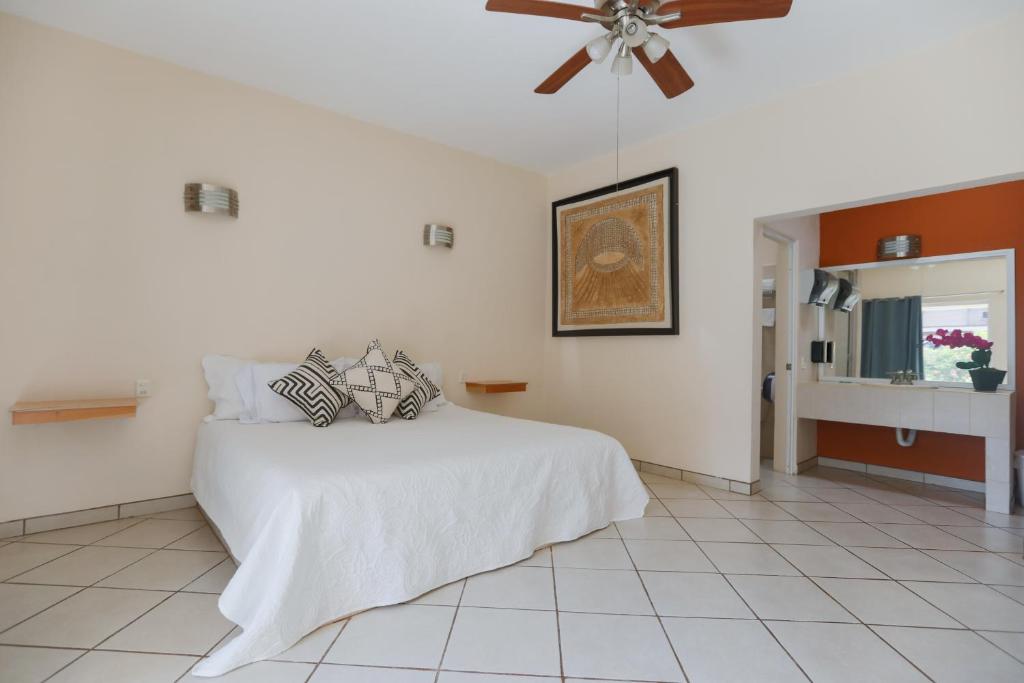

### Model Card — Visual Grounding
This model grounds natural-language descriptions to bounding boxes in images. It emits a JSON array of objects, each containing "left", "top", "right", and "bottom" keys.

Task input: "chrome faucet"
[{"left": 888, "top": 370, "right": 918, "bottom": 386}]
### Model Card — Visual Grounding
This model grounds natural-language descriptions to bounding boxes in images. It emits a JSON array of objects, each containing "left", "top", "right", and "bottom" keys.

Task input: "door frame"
[{"left": 761, "top": 227, "right": 798, "bottom": 475}]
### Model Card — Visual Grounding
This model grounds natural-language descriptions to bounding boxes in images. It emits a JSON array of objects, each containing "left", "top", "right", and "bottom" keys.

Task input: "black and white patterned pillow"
[
  {"left": 392, "top": 350, "right": 441, "bottom": 420},
  {"left": 331, "top": 340, "right": 415, "bottom": 424},
  {"left": 268, "top": 348, "right": 349, "bottom": 427}
]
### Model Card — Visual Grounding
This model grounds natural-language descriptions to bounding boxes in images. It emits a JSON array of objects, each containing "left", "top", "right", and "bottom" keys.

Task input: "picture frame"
[{"left": 551, "top": 167, "right": 679, "bottom": 337}]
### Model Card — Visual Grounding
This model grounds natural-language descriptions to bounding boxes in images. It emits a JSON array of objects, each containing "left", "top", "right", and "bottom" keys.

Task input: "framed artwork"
[{"left": 552, "top": 167, "right": 679, "bottom": 337}]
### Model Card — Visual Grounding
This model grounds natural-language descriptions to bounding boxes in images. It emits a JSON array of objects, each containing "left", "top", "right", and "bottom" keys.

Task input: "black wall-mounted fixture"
[
  {"left": 799, "top": 269, "right": 839, "bottom": 307},
  {"left": 833, "top": 278, "right": 862, "bottom": 312},
  {"left": 811, "top": 340, "right": 834, "bottom": 365}
]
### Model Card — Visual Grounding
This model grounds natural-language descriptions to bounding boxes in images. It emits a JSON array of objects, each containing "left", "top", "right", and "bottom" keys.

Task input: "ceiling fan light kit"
[
  {"left": 611, "top": 43, "right": 633, "bottom": 76},
  {"left": 485, "top": 0, "right": 793, "bottom": 98},
  {"left": 643, "top": 33, "right": 670, "bottom": 63},
  {"left": 586, "top": 32, "right": 616, "bottom": 63}
]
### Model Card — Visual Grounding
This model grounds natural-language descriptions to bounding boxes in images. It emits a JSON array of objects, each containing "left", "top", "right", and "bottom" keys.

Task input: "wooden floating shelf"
[
  {"left": 465, "top": 381, "right": 528, "bottom": 394},
  {"left": 11, "top": 398, "right": 138, "bottom": 426}
]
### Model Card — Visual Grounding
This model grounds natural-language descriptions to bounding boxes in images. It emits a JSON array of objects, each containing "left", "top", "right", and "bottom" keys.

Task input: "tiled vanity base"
[
  {"left": 0, "top": 493, "right": 196, "bottom": 540},
  {"left": 799, "top": 383, "right": 1016, "bottom": 514},
  {"left": 819, "top": 457, "right": 986, "bottom": 493},
  {"left": 632, "top": 459, "right": 762, "bottom": 496}
]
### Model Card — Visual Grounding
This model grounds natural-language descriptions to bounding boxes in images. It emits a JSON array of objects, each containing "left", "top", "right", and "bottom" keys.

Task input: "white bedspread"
[{"left": 190, "top": 405, "right": 648, "bottom": 677}]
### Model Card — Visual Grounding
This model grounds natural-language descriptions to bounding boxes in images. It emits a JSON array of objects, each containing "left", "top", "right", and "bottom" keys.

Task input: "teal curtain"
[{"left": 860, "top": 296, "right": 924, "bottom": 379}]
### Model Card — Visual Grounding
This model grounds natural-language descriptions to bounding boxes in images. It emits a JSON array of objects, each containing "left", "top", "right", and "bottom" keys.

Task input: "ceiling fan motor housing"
[{"left": 620, "top": 16, "right": 649, "bottom": 47}]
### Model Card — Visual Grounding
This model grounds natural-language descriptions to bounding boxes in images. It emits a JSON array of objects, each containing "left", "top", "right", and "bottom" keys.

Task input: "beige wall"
[
  {"left": 0, "top": 15, "right": 547, "bottom": 521},
  {"left": 544, "top": 11, "right": 1024, "bottom": 484}
]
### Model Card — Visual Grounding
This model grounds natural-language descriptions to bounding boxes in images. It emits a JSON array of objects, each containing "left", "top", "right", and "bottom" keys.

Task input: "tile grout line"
[
  {"left": 87, "top": 520, "right": 231, "bottom": 676},
  {"left": 752, "top": 469, "right": 1024, "bottom": 672},
  {"left": 4, "top": 515, "right": 218, "bottom": 682},
  {"left": 35, "top": 517, "right": 211, "bottom": 682},
  {"left": 972, "top": 628, "right": 1024, "bottom": 667},
  {"left": 652, "top": 475, "right": 957, "bottom": 682},
  {"left": 432, "top": 568, "right": 468, "bottom": 683},
  {"left": 739, "top": 482, "right": 990, "bottom": 660},
  {"left": 617, "top": 532, "right": 690, "bottom": 683},
  {"left": 300, "top": 618, "right": 350, "bottom": 683},
  {"left": 657, "top": 479, "right": 818, "bottom": 681},
  {"left": 752, "top": 478, "right": 973, "bottom": 680},
  {"left": 0, "top": 518, "right": 159, "bottom": 637},
  {"left": 654, "top": 481, "right": 815, "bottom": 682},
  {"left": 548, "top": 545, "right": 565, "bottom": 682}
]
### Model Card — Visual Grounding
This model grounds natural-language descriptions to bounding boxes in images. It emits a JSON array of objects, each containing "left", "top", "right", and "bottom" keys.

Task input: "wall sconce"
[
  {"left": 423, "top": 224, "right": 454, "bottom": 248},
  {"left": 184, "top": 183, "right": 239, "bottom": 218},
  {"left": 877, "top": 235, "right": 921, "bottom": 260}
]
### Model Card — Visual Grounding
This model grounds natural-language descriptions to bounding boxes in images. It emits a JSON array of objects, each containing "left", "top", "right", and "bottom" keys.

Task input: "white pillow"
[
  {"left": 201, "top": 355, "right": 253, "bottom": 422},
  {"left": 246, "top": 362, "right": 307, "bottom": 424},
  {"left": 236, "top": 357, "right": 360, "bottom": 423},
  {"left": 418, "top": 362, "right": 449, "bottom": 412}
]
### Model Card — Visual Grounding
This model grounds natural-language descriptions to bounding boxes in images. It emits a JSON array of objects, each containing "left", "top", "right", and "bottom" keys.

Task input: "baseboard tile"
[
  {"left": 119, "top": 493, "right": 196, "bottom": 518},
  {"left": 818, "top": 457, "right": 867, "bottom": 473},
  {"left": 923, "top": 473, "right": 986, "bottom": 493},
  {"left": 866, "top": 464, "right": 925, "bottom": 484},
  {"left": 796, "top": 457, "right": 819, "bottom": 473},
  {"left": 637, "top": 459, "right": 756, "bottom": 496},
  {"left": 683, "top": 470, "right": 731, "bottom": 491},
  {"left": 0, "top": 519, "right": 25, "bottom": 540},
  {"left": 2, "top": 492, "right": 196, "bottom": 539},
  {"left": 24, "top": 505, "right": 118, "bottom": 535},
  {"left": 818, "top": 457, "right": 983, "bottom": 493},
  {"left": 641, "top": 461, "right": 683, "bottom": 480},
  {"left": 730, "top": 480, "right": 762, "bottom": 496}
]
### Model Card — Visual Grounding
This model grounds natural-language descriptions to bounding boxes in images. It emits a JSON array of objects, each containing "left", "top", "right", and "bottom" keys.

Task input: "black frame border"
[{"left": 551, "top": 167, "right": 680, "bottom": 337}]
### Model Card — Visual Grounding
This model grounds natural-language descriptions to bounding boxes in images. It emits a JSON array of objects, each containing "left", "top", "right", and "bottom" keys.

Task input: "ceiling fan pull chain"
[{"left": 616, "top": 74, "right": 621, "bottom": 190}]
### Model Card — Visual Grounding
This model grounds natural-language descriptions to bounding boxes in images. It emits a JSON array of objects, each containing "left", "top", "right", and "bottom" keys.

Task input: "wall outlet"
[
  {"left": 135, "top": 379, "right": 152, "bottom": 398},
  {"left": 458, "top": 371, "right": 468, "bottom": 383}
]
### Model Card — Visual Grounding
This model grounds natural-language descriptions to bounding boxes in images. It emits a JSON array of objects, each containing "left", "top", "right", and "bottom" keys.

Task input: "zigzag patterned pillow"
[
  {"left": 392, "top": 350, "right": 441, "bottom": 420},
  {"left": 268, "top": 348, "right": 349, "bottom": 427},
  {"left": 331, "top": 339, "right": 415, "bottom": 424}
]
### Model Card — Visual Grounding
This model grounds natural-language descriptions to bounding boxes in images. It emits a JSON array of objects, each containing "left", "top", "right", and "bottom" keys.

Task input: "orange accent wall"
[{"left": 818, "top": 180, "right": 1024, "bottom": 481}]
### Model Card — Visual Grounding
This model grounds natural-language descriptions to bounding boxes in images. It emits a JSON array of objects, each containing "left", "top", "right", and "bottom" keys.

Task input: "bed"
[{"left": 189, "top": 404, "right": 648, "bottom": 677}]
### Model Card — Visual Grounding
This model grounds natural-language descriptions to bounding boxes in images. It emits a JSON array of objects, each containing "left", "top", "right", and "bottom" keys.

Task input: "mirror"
[{"left": 820, "top": 251, "right": 1014, "bottom": 387}]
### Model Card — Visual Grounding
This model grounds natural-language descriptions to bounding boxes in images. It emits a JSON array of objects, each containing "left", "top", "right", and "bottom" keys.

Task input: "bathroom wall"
[{"left": 817, "top": 180, "right": 1024, "bottom": 481}]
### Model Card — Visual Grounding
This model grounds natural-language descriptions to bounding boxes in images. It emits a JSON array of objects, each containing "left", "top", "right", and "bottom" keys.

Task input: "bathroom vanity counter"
[{"left": 798, "top": 382, "right": 1015, "bottom": 512}]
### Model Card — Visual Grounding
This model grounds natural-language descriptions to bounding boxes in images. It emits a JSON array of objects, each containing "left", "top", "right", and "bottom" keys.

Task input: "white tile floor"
[{"left": 0, "top": 464, "right": 1023, "bottom": 682}]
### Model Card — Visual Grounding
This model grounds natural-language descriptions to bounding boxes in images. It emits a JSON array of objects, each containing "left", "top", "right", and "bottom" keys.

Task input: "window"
[{"left": 921, "top": 297, "right": 990, "bottom": 382}]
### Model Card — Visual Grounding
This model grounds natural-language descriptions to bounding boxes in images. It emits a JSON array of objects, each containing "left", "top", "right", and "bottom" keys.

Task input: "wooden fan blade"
[
  {"left": 535, "top": 47, "right": 591, "bottom": 94},
  {"left": 635, "top": 48, "right": 694, "bottom": 99},
  {"left": 485, "top": 0, "right": 594, "bottom": 22},
  {"left": 658, "top": 0, "right": 792, "bottom": 28}
]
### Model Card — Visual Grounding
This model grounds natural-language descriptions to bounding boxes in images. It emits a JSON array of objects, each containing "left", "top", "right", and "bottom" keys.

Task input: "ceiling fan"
[{"left": 485, "top": 0, "right": 793, "bottom": 98}]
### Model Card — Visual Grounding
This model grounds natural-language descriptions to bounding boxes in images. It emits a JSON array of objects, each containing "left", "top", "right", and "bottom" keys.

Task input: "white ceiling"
[{"left": 1, "top": 0, "right": 1019, "bottom": 172}]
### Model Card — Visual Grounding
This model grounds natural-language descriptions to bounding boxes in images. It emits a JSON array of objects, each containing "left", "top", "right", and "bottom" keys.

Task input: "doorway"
[{"left": 761, "top": 228, "right": 798, "bottom": 475}]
